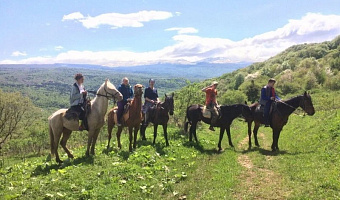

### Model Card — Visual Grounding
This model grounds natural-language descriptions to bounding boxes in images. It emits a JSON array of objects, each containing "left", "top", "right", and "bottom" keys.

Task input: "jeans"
[
  {"left": 117, "top": 101, "right": 127, "bottom": 123},
  {"left": 264, "top": 101, "right": 272, "bottom": 124}
]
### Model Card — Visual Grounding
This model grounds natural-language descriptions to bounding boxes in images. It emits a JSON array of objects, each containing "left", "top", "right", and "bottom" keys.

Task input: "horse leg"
[
  {"left": 276, "top": 128, "right": 282, "bottom": 151},
  {"left": 253, "top": 122, "right": 260, "bottom": 147},
  {"left": 60, "top": 128, "right": 74, "bottom": 159},
  {"left": 247, "top": 121, "right": 252, "bottom": 148},
  {"left": 107, "top": 121, "right": 114, "bottom": 149},
  {"left": 226, "top": 125, "right": 234, "bottom": 148},
  {"left": 116, "top": 127, "right": 122, "bottom": 149},
  {"left": 133, "top": 126, "right": 139, "bottom": 149},
  {"left": 86, "top": 130, "right": 93, "bottom": 157},
  {"left": 271, "top": 129, "right": 278, "bottom": 152},
  {"left": 153, "top": 124, "right": 158, "bottom": 145},
  {"left": 90, "top": 129, "right": 100, "bottom": 155},
  {"left": 162, "top": 124, "right": 169, "bottom": 146},
  {"left": 140, "top": 124, "right": 147, "bottom": 141},
  {"left": 128, "top": 126, "right": 133, "bottom": 152},
  {"left": 189, "top": 123, "right": 193, "bottom": 142},
  {"left": 218, "top": 127, "right": 225, "bottom": 151},
  {"left": 53, "top": 128, "right": 63, "bottom": 164},
  {"left": 193, "top": 123, "right": 198, "bottom": 143}
]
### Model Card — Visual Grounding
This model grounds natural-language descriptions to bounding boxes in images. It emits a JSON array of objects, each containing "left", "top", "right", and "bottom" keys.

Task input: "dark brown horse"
[
  {"left": 140, "top": 93, "right": 174, "bottom": 146},
  {"left": 184, "top": 104, "right": 252, "bottom": 151},
  {"left": 247, "top": 91, "right": 315, "bottom": 151},
  {"left": 107, "top": 84, "right": 143, "bottom": 152}
]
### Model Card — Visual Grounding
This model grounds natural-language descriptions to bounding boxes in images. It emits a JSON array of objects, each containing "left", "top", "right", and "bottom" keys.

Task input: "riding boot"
[
  {"left": 209, "top": 117, "right": 217, "bottom": 131},
  {"left": 143, "top": 112, "right": 149, "bottom": 125}
]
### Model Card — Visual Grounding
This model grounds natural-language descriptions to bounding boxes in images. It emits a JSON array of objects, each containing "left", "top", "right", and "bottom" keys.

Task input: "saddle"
[
  {"left": 256, "top": 102, "right": 276, "bottom": 116},
  {"left": 113, "top": 103, "right": 131, "bottom": 125},
  {"left": 64, "top": 100, "right": 91, "bottom": 130},
  {"left": 202, "top": 106, "right": 221, "bottom": 119}
]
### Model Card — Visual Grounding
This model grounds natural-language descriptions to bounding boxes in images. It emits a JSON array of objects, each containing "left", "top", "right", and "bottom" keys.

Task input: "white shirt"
[{"left": 76, "top": 83, "right": 85, "bottom": 104}]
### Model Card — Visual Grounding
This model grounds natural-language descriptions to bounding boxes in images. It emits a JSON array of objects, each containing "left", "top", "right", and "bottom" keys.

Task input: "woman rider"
[
  {"left": 142, "top": 78, "right": 159, "bottom": 125},
  {"left": 70, "top": 73, "right": 87, "bottom": 131},
  {"left": 117, "top": 77, "right": 134, "bottom": 126}
]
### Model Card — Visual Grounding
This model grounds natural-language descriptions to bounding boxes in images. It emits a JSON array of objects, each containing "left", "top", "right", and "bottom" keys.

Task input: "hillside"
[{"left": 1, "top": 36, "right": 340, "bottom": 199}]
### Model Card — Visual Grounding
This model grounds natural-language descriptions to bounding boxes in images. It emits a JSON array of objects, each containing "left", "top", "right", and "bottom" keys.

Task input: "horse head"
[
  {"left": 164, "top": 93, "right": 174, "bottom": 115},
  {"left": 134, "top": 84, "right": 144, "bottom": 97},
  {"left": 300, "top": 91, "right": 315, "bottom": 116},
  {"left": 98, "top": 79, "right": 123, "bottom": 101},
  {"left": 240, "top": 103, "right": 252, "bottom": 119}
]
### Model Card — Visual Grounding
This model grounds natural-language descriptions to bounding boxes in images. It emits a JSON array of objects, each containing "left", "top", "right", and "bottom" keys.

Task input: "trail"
[{"left": 234, "top": 133, "right": 290, "bottom": 199}]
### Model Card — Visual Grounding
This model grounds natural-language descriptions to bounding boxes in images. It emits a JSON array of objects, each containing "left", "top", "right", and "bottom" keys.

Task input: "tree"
[
  {"left": 245, "top": 80, "right": 260, "bottom": 103},
  {"left": 0, "top": 90, "right": 38, "bottom": 149},
  {"left": 220, "top": 90, "right": 247, "bottom": 105},
  {"left": 234, "top": 74, "right": 244, "bottom": 90}
]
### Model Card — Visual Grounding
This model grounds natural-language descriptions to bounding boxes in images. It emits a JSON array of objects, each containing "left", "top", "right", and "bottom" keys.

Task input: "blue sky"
[{"left": 1, "top": 0, "right": 340, "bottom": 66}]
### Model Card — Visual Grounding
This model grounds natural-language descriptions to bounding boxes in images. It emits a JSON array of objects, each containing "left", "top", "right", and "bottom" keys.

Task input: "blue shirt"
[
  {"left": 118, "top": 84, "right": 133, "bottom": 101},
  {"left": 260, "top": 86, "right": 280, "bottom": 105},
  {"left": 144, "top": 87, "right": 158, "bottom": 101}
]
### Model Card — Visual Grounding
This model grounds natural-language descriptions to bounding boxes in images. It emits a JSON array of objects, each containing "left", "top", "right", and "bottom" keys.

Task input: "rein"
[{"left": 96, "top": 84, "right": 120, "bottom": 103}]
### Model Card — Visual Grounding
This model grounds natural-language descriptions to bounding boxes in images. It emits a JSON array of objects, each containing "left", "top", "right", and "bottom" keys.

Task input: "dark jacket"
[
  {"left": 259, "top": 86, "right": 280, "bottom": 105},
  {"left": 118, "top": 84, "right": 133, "bottom": 102}
]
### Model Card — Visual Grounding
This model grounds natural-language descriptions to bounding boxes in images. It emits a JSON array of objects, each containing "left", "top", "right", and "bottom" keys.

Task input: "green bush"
[{"left": 219, "top": 90, "right": 247, "bottom": 105}]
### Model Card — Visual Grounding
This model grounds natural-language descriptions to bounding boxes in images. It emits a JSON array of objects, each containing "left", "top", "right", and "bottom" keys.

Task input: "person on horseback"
[
  {"left": 117, "top": 77, "right": 134, "bottom": 126},
  {"left": 70, "top": 73, "right": 87, "bottom": 131},
  {"left": 202, "top": 81, "right": 219, "bottom": 131},
  {"left": 143, "top": 78, "right": 159, "bottom": 125},
  {"left": 259, "top": 78, "right": 281, "bottom": 127}
]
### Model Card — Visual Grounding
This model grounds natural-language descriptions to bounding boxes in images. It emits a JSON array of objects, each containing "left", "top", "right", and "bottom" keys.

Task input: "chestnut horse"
[
  {"left": 247, "top": 92, "right": 315, "bottom": 151},
  {"left": 107, "top": 84, "right": 143, "bottom": 152},
  {"left": 184, "top": 104, "right": 252, "bottom": 151},
  {"left": 48, "top": 79, "right": 123, "bottom": 163},
  {"left": 140, "top": 93, "right": 174, "bottom": 146}
]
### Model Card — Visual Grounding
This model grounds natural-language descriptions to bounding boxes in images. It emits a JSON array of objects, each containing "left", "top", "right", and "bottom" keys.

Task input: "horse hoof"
[
  {"left": 142, "top": 137, "right": 147, "bottom": 141},
  {"left": 218, "top": 148, "right": 224, "bottom": 153},
  {"left": 229, "top": 144, "right": 234, "bottom": 148},
  {"left": 69, "top": 154, "right": 74, "bottom": 159},
  {"left": 255, "top": 144, "right": 260, "bottom": 147}
]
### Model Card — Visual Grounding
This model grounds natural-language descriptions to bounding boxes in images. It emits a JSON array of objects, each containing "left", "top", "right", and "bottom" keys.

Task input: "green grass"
[
  {"left": 1, "top": 95, "right": 340, "bottom": 199},
  {"left": 0, "top": 124, "right": 244, "bottom": 200}
]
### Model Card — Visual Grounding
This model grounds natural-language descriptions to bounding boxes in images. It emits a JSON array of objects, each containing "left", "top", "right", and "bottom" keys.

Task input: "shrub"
[{"left": 220, "top": 90, "right": 247, "bottom": 105}]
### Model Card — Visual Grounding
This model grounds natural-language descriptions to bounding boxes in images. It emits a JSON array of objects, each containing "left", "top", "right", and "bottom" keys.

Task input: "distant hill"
[{"left": 0, "top": 62, "right": 248, "bottom": 111}]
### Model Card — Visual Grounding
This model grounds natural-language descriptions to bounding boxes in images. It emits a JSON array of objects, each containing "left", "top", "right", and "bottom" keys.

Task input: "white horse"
[{"left": 48, "top": 79, "right": 122, "bottom": 163}]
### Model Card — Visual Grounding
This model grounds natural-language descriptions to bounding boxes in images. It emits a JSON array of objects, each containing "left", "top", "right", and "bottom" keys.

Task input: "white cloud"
[
  {"left": 55, "top": 46, "right": 64, "bottom": 51},
  {"left": 62, "top": 10, "right": 173, "bottom": 29},
  {"left": 11, "top": 51, "right": 27, "bottom": 57},
  {"left": 62, "top": 12, "right": 84, "bottom": 21},
  {"left": 165, "top": 27, "right": 199, "bottom": 34},
  {"left": 2, "top": 13, "right": 340, "bottom": 66}
]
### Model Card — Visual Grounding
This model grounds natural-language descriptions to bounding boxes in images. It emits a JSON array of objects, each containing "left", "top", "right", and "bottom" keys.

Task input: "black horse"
[
  {"left": 247, "top": 92, "right": 315, "bottom": 151},
  {"left": 184, "top": 104, "right": 252, "bottom": 151},
  {"left": 140, "top": 93, "right": 174, "bottom": 146}
]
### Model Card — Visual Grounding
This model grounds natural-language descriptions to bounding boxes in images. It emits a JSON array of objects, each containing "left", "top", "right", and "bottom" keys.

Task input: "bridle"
[
  {"left": 276, "top": 95, "right": 311, "bottom": 115},
  {"left": 96, "top": 84, "right": 120, "bottom": 102}
]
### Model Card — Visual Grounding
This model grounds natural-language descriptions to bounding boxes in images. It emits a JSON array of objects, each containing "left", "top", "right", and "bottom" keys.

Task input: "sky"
[{"left": 1, "top": 0, "right": 340, "bottom": 67}]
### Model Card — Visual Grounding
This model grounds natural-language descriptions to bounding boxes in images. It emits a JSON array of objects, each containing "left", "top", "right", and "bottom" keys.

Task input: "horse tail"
[{"left": 48, "top": 121, "right": 55, "bottom": 156}]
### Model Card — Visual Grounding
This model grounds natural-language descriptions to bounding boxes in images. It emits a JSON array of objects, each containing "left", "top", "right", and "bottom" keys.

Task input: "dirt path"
[{"left": 234, "top": 133, "right": 290, "bottom": 199}]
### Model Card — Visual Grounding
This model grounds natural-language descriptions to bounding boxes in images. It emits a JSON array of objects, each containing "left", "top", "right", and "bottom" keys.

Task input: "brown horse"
[
  {"left": 140, "top": 93, "right": 174, "bottom": 146},
  {"left": 107, "top": 84, "right": 143, "bottom": 152},
  {"left": 247, "top": 91, "right": 315, "bottom": 151},
  {"left": 48, "top": 79, "right": 122, "bottom": 163}
]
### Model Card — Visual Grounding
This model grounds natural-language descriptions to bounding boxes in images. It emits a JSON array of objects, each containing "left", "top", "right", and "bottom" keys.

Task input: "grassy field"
[{"left": 1, "top": 97, "right": 340, "bottom": 199}]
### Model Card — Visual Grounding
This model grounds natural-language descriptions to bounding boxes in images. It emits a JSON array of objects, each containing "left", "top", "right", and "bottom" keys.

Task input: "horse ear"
[
  {"left": 105, "top": 79, "right": 109, "bottom": 84},
  {"left": 245, "top": 101, "right": 247, "bottom": 105},
  {"left": 304, "top": 91, "right": 307, "bottom": 96},
  {"left": 171, "top": 92, "right": 174, "bottom": 97},
  {"left": 165, "top": 93, "right": 167, "bottom": 98}
]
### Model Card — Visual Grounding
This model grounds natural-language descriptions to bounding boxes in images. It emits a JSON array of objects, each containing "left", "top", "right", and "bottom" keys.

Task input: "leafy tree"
[
  {"left": 245, "top": 80, "right": 260, "bottom": 103},
  {"left": 234, "top": 74, "right": 244, "bottom": 90},
  {"left": 0, "top": 90, "right": 38, "bottom": 149},
  {"left": 305, "top": 72, "right": 318, "bottom": 90},
  {"left": 220, "top": 90, "right": 247, "bottom": 105}
]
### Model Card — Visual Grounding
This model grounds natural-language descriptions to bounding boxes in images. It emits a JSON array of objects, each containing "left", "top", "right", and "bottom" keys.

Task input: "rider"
[
  {"left": 117, "top": 77, "right": 134, "bottom": 126},
  {"left": 143, "top": 78, "right": 159, "bottom": 125},
  {"left": 259, "top": 78, "right": 281, "bottom": 127},
  {"left": 202, "top": 81, "right": 219, "bottom": 131},
  {"left": 70, "top": 73, "right": 87, "bottom": 131}
]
